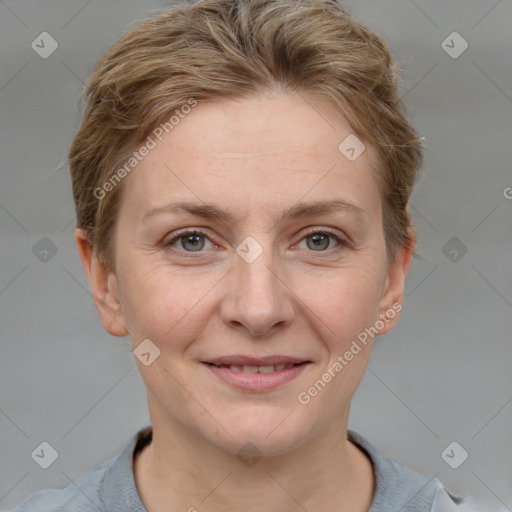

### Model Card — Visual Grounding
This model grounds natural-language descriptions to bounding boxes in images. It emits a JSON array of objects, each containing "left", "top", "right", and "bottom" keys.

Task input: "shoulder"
[
  {"left": 347, "top": 429, "right": 472, "bottom": 512},
  {"left": 8, "top": 427, "right": 151, "bottom": 512},
  {"left": 8, "top": 458, "right": 112, "bottom": 512}
]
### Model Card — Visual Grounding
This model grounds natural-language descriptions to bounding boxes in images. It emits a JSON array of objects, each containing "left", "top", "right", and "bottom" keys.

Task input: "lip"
[
  {"left": 203, "top": 355, "right": 310, "bottom": 366},
  {"left": 201, "top": 361, "right": 312, "bottom": 391}
]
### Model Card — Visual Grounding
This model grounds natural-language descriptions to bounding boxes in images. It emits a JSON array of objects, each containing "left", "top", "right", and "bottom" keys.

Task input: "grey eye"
[
  {"left": 305, "top": 232, "right": 337, "bottom": 251},
  {"left": 180, "top": 233, "right": 206, "bottom": 251}
]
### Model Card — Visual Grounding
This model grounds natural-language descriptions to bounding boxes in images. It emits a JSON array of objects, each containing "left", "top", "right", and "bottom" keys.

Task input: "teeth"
[{"left": 226, "top": 363, "right": 298, "bottom": 373}]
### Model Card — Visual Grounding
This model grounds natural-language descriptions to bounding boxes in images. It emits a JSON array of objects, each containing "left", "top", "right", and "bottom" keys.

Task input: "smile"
[
  {"left": 201, "top": 361, "right": 311, "bottom": 391},
  {"left": 206, "top": 362, "right": 300, "bottom": 372}
]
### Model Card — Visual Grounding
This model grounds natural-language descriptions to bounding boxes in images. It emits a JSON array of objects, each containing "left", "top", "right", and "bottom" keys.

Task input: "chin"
[{"left": 207, "top": 410, "right": 311, "bottom": 457}]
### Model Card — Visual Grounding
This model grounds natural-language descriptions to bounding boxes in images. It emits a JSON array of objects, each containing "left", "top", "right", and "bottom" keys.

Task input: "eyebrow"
[{"left": 141, "top": 199, "right": 367, "bottom": 226}]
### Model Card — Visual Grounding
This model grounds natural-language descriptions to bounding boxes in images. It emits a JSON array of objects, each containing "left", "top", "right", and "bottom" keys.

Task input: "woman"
[{"left": 11, "top": 0, "right": 474, "bottom": 510}]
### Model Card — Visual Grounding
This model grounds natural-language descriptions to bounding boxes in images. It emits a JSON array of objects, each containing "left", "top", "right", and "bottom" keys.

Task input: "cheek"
[
  {"left": 294, "top": 269, "right": 382, "bottom": 410},
  {"left": 118, "top": 261, "right": 216, "bottom": 346},
  {"left": 294, "top": 261, "right": 384, "bottom": 340}
]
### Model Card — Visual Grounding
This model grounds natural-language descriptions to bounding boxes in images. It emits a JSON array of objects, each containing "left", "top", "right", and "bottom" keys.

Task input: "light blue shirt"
[{"left": 9, "top": 426, "right": 474, "bottom": 511}]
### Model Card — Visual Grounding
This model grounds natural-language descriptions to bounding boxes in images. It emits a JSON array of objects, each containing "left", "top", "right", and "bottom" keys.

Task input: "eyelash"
[{"left": 163, "top": 227, "right": 349, "bottom": 256}]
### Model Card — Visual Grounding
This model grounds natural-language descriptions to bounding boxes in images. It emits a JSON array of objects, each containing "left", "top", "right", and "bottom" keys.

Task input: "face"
[{"left": 79, "top": 92, "right": 412, "bottom": 457}]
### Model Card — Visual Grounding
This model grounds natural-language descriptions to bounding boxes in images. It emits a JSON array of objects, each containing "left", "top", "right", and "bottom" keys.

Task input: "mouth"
[
  {"left": 201, "top": 357, "right": 312, "bottom": 391},
  {"left": 203, "top": 361, "right": 308, "bottom": 373}
]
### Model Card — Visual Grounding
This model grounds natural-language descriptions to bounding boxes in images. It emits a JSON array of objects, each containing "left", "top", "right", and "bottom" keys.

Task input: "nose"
[{"left": 220, "top": 240, "right": 295, "bottom": 337}]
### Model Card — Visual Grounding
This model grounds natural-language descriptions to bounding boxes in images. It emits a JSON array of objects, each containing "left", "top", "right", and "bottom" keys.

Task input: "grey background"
[{"left": 1, "top": 0, "right": 511, "bottom": 510}]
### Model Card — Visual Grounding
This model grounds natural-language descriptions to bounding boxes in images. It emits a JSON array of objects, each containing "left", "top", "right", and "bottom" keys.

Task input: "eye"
[
  {"left": 297, "top": 228, "right": 348, "bottom": 252},
  {"left": 164, "top": 229, "right": 214, "bottom": 253},
  {"left": 163, "top": 227, "right": 349, "bottom": 256}
]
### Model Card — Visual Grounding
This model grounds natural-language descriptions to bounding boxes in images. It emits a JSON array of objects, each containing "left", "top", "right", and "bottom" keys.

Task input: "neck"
[{"left": 134, "top": 406, "right": 375, "bottom": 512}]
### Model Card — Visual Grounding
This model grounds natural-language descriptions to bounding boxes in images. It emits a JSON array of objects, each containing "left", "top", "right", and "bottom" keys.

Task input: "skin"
[{"left": 76, "top": 91, "right": 414, "bottom": 512}]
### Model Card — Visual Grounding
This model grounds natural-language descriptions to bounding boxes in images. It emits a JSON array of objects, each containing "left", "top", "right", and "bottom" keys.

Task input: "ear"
[
  {"left": 375, "top": 226, "right": 416, "bottom": 337},
  {"left": 74, "top": 228, "right": 129, "bottom": 337}
]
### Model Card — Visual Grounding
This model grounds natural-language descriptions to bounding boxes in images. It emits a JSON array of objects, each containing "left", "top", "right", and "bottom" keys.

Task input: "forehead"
[{"left": 120, "top": 92, "right": 382, "bottom": 224}]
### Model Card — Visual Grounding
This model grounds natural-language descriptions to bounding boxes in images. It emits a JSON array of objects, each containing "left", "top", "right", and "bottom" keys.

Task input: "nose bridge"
[
  {"left": 238, "top": 242, "right": 277, "bottom": 297},
  {"left": 223, "top": 234, "right": 294, "bottom": 335},
  {"left": 235, "top": 235, "right": 280, "bottom": 305}
]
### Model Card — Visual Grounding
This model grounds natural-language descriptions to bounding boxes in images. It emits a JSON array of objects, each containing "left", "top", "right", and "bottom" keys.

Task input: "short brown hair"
[{"left": 68, "top": 0, "right": 423, "bottom": 270}]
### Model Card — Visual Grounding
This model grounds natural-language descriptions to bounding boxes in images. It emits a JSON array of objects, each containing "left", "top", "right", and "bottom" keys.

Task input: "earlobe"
[{"left": 74, "top": 228, "right": 129, "bottom": 337}]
